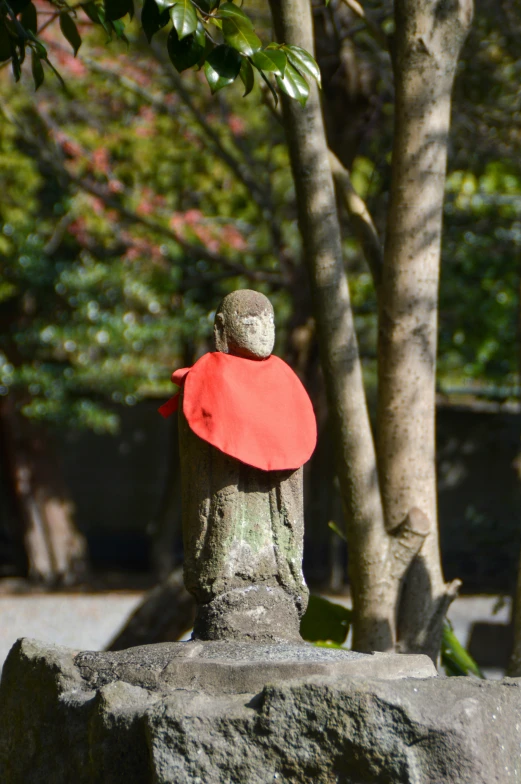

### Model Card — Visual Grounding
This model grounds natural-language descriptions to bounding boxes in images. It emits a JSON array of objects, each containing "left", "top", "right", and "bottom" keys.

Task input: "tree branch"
[
  {"left": 1, "top": 103, "right": 282, "bottom": 286},
  {"left": 77, "top": 49, "right": 272, "bottom": 216},
  {"left": 328, "top": 150, "right": 383, "bottom": 289},
  {"left": 389, "top": 507, "right": 430, "bottom": 583}
]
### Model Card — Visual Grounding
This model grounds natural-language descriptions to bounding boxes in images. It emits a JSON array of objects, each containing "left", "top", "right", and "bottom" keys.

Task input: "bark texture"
[
  {"left": 378, "top": 0, "right": 472, "bottom": 655},
  {"left": 268, "top": 0, "right": 431, "bottom": 653}
]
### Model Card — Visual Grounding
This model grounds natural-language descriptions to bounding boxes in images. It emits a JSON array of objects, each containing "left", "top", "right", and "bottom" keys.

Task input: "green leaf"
[
  {"left": 82, "top": 2, "right": 101, "bottom": 22},
  {"left": 239, "top": 57, "right": 254, "bottom": 96},
  {"left": 21, "top": 3, "right": 37, "bottom": 34},
  {"left": 276, "top": 61, "right": 309, "bottom": 106},
  {"left": 300, "top": 595, "right": 352, "bottom": 646},
  {"left": 81, "top": 2, "right": 111, "bottom": 34},
  {"left": 31, "top": 49, "right": 44, "bottom": 89},
  {"left": 59, "top": 13, "right": 82, "bottom": 55},
  {"left": 441, "top": 621, "right": 485, "bottom": 678},
  {"left": 104, "top": 0, "right": 133, "bottom": 22},
  {"left": 223, "top": 17, "right": 261, "bottom": 56},
  {"left": 167, "top": 25, "right": 204, "bottom": 72},
  {"left": 194, "top": 20, "right": 206, "bottom": 48},
  {"left": 281, "top": 43, "right": 321, "bottom": 88},
  {"left": 141, "top": 0, "right": 170, "bottom": 42},
  {"left": 251, "top": 48, "right": 286, "bottom": 77},
  {"left": 110, "top": 18, "right": 128, "bottom": 39},
  {"left": 197, "top": 0, "right": 220, "bottom": 10},
  {"left": 203, "top": 44, "right": 241, "bottom": 93},
  {"left": 170, "top": 0, "right": 197, "bottom": 39},
  {"left": 0, "top": 24, "right": 13, "bottom": 62},
  {"left": 218, "top": 2, "right": 252, "bottom": 23},
  {"left": 26, "top": 29, "right": 46, "bottom": 58}
]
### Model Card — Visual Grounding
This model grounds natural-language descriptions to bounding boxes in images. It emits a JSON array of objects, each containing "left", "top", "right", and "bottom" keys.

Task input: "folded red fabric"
[{"left": 158, "top": 352, "right": 316, "bottom": 471}]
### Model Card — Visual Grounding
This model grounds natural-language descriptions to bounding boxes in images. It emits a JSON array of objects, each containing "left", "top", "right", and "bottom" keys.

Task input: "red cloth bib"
[{"left": 158, "top": 352, "right": 316, "bottom": 471}]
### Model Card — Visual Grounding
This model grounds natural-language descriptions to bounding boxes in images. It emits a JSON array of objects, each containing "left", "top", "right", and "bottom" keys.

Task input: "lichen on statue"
[{"left": 159, "top": 290, "right": 317, "bottom": 643}]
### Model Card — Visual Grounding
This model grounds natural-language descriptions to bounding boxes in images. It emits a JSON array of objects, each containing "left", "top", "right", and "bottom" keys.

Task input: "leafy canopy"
[{"left": 0, "top": 0, "right": 320, "bottom": 104}]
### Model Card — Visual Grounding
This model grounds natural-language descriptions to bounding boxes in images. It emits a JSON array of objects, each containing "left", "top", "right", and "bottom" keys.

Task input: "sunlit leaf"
[
  {"left": 276, "top": 61, "right": 309, "bottom": 106},
  {"left": 170, "top": 0, "right": 197, "bottom": 39},
  {"left": 222, "top": 17, "right": 261, "bottom": 56},
  {"left": 251, "top": 48, "right": 286, "bottom": 77},
  {"left": 239, "top": 57, "right": 254, "bottom": 96},
  {"left": 203, "top": 44, "right": 241, "bottom": 93},
  {"left": 281, "top": 43, "right": 321, "bottom": 88},
  {"left": 167, "top": 25, "right": 204, "bottom": 71},
  {"left": 59, "top": 13, "right": 82, "bottom": 56},
  {"left": 441, "top": 621, "right": 485, "bottom": 678},
  {"left": 218, "top": 2, "right": 252, "bottom": 23}
]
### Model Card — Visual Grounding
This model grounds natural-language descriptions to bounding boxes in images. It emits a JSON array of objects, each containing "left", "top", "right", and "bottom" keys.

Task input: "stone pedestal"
[
  {"left": 179, "top": 407, "right": 308, "bottom": 644},
  {"left": 2, "top": 637, "right": 521, "bottom": 784}
]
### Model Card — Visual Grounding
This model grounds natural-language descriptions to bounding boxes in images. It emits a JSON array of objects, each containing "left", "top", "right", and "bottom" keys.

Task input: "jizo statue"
[{"left": 159, "top": 290, "right": 317, "bottom": 643}]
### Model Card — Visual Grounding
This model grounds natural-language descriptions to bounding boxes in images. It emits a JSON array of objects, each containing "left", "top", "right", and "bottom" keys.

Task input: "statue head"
[{"left": 214, "top": 290, "right": 275, "bottom": 360}]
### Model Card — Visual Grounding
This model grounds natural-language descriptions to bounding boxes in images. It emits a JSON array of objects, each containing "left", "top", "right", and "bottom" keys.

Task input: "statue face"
[{"left": 217, "top": 308, "right": 275, "bottom": 359}]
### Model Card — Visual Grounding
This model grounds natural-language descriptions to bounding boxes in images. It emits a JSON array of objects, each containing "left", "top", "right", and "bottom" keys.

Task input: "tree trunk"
[
  {"left": 268, "top": 0, "right": 429, "bottom": 653},
  {"left": 377, "top": 0, "right": 472, "bottom": 656},
  {"left": 0, "top": 395, "right": 88, "bottom": 585}
]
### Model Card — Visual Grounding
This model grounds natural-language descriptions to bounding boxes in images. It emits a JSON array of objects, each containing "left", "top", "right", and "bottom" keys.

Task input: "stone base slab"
[
  {"left": 75, "top": 639, "right": 437, "bottom": 694},
  {"left": 1, "top": 637, "right": 520, "bottom": 784}
]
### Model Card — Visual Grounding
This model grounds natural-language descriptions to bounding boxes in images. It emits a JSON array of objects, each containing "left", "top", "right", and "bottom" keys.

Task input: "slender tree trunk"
[
  {"left": 269, "top": 0, "right": 429, "bottom": 653},
  {"left": 0, "top": 395, "right": 88, "bottom": 585},
  {"left": 378, "top": 0, "right": 472, "bottom": 656}
]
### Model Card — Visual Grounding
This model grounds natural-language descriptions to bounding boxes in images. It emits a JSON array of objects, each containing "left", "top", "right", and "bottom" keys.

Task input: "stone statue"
[{"left": 159, "top": 290, "right": 317, "bottom": 643}]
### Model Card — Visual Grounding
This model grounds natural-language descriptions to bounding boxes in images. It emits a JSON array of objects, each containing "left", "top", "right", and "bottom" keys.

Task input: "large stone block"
[{"left": 1, "top": 637, "right": 520, "bottom": 784}]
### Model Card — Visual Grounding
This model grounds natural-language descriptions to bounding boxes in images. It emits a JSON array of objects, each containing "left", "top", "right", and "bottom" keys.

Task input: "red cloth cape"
[{"left": 158, "top": 352, "right": 316, "bottom": 471}]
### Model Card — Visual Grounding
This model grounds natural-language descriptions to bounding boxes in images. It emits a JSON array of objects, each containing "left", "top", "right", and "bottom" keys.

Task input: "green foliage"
[
  {"left": 204, "top": 44, "right": 241, "bottom": 93},
  {"left": 59, "top": 13, "right": 82, "bottom": 56},
  {"left": 300, "top": 595, "right": 352, "bottom": 646},
  {"left": 301, "top": 595, "right": 484, "bottom": 677},
  {"left": 441, "top": 621, "right": 485, "bottom": 678},
  {"left": 0, "top": 0, "right": 321, "bottom": 102},
  {"left": 0, "top": 32, "right": 301, "bottom": 433}
]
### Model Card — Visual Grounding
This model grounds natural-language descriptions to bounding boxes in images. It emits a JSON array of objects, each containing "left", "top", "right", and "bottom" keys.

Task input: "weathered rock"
[
  {"left": 74, "top": 640, "right": 436, "bottom": 695},
  {"left": 1, "top": 637, "right": 521, "bottom": 784}
]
